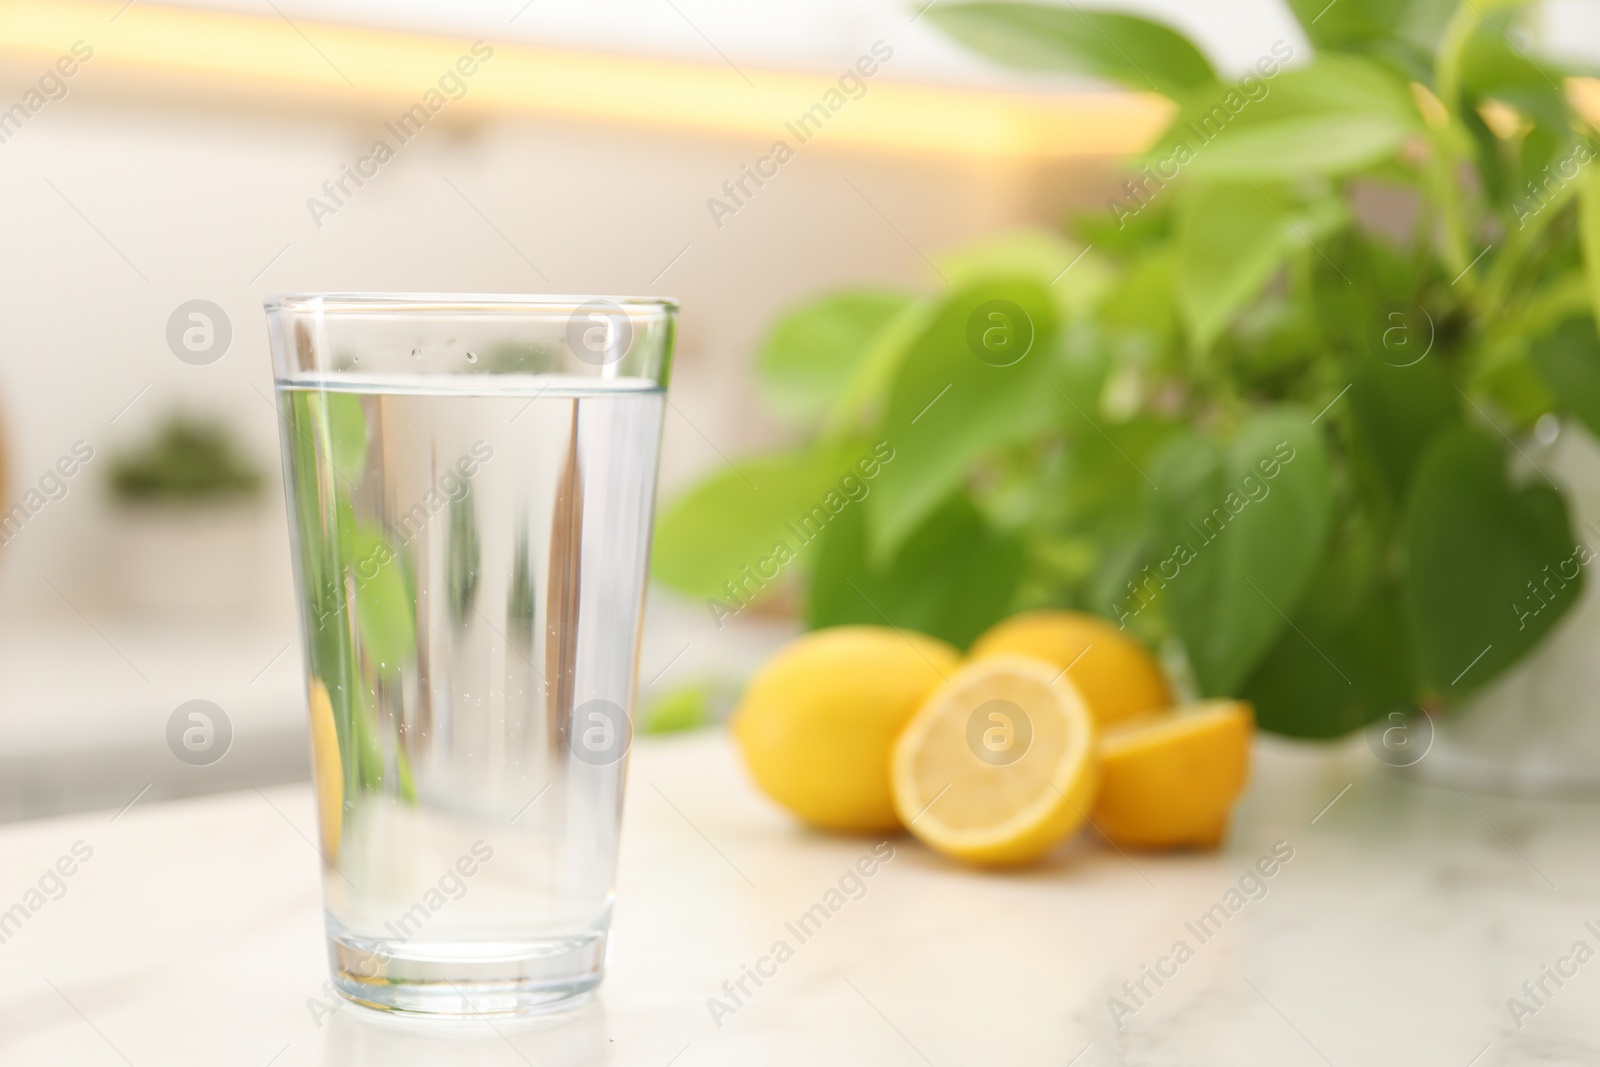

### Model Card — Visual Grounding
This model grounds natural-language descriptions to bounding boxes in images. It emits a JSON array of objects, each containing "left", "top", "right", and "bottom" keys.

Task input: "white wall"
[
  {"left": 0, "top": 86, "right": 1057, "bottom": 616},
  {"left": 0, "top": 63, "right": 1093, "bottom": 816},
  {"left": 178, "top": 0, "right": 1311, "bottom": 83}
]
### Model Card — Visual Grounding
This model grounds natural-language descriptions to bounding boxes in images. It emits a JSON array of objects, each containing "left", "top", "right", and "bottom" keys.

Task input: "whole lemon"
[
  {"left": 733, "top": 626, "right": 960, "bottom": 832},
  {"left": 969, "top": 610, "right": 1171, "bottom": 727}
]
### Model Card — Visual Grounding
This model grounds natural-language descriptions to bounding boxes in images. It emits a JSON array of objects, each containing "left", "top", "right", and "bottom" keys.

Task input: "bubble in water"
[
  {"left": 466, "top": 352, "right": 478, "bottom": 363},
  {"left": 411, "top": 347, "right": 422, "bottom": 359}
]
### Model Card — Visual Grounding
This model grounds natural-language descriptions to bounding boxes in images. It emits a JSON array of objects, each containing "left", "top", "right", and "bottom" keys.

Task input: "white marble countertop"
[{"left": 0, "top": 729, "right": 1593, "bottom": 1065}]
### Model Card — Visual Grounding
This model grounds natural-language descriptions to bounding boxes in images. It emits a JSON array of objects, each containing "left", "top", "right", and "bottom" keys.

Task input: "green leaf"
[
  {"left": 1099, "top": 251, "right": 1178, "bottom": 344},
  {"left": 1038, "top": 414, "right": 1173, "bottom": 617},
  {"left": 348, "top": 684, "right": 384, "bottom": 792},
  {"left": 938, "top": 230, "right": 1108, "bottom": 316},
  {"left": 1530, "top": 316, "right": 1600, "bottom": 442},
  {"left": 650, "top": 442, "right": 883, "bottom": 602},
  {"left": 866, "top": 278, "right": 1059, "bottom": 559},
  {"left": 1305, "top": 225, "right": 1419, "bottom": 346},
  {"left": 1174, "top": 183, "right": 1298, "bottom": 352},
  {"left": 1151, "top": 409, "right": 1333, "bottom": 695},
  {"left": 1241, "top": 508, "right": 1419, "bottom": 737},
  {"left": 1455, "top": 17, "right": 1570, "bottom": 211},
  {"left": 1151, "top": 56, "right": 1419, "bottom": 178},
  {"left": 1056, "top": 415, "right": 1170, "bottom": 532},
  {"left": 1287, "top": 0, "right": 1451, "bottom": 49},
  {"left": 349, "top": 523, "right": 415, "bottom": 673},
  {"left": 1285, "top": 0, "right": 1454, "bottom": 80},
  {"left": 1401, "top": 426, "right": 1581, "bottom": 695},
  {"left": 1347, "top": 349, "right": 1461, "bottom": 505},
  {"left": 1074, "top": 194, "right": 1172, "bottom": 257},
  {"left": 1241, "top": 581, "right": 1416, "bottom": 738},
  {"left": 1475, "top": 352, "right": 1557, "bottom": 427},
  {"left": 1581, "top": 157, "right": 1600, "bottom": 330},
  {"left": 1458, "top": 18, "right": 1568, "bottom": 130},
  {"left": 323, "top": 393, "right": 368, "bottom": 486},
  {"left": 926, "top": 2, "right": 1217, "bottom": 98},
  {"left": 807, "top": 492, "right": 1023, "bottom": 649},
  {"left": 640, "top": 684, "right": 714, "bottom": 734},
  {"left": 757, "top": 290, "right": 911, "bottom": 423},
  {"left": 824, "top": 298, "right": 939, "bottom": 434}
]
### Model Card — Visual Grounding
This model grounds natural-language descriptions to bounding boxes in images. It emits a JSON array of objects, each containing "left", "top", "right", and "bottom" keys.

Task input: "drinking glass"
[{"left": 264, "top": 293, "right": 674, "bottom": 1015}]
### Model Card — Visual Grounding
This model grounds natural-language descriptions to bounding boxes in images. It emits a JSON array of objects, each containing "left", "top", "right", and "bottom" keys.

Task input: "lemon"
[
  {"left": 308, "top": 679, "right": 345, "bottom": 857},
  {"left": 891, "top": 655, "right": 1098, "bottom": 867},
  {"left": 969, "top": 610, "right": 1172, "bottom": 727},
  {"left": 733, "top": 626, "right": 960, "bottom": 832},
  {"left": 1093, "top": 701, "right": 1253, "bottom": 849}
]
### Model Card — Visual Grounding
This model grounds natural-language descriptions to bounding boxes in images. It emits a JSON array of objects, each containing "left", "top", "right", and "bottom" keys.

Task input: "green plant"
[
  {"left": 110, "top": 414, "right": 262, "bottom": 502},
  {"left": 653, "top": 0, "right": 1600, "bottom": 737}
]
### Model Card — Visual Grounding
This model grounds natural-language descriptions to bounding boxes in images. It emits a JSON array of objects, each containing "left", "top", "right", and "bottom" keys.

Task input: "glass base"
[{"left": 328, "top": 929, "right": 607, "bottom": 1017}]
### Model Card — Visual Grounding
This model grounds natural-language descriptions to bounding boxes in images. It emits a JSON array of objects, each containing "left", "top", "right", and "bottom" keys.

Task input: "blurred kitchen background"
[{"left": 1, "top": 0, "right": 1597, "bottom": 820}]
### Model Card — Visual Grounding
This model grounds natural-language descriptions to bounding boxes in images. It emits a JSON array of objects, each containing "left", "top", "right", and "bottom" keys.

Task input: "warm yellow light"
[
  {"left": 0, "top": 0, "right": 1170, "bottom": 159},
  {"left": 1569, "top": 77, "right": 1600, "bottom": 134}
]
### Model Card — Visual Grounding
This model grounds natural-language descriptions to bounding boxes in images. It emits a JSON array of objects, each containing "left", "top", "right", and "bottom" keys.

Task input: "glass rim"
[{"left": 263, "top": 292, "right": 679, "bottom": 314}]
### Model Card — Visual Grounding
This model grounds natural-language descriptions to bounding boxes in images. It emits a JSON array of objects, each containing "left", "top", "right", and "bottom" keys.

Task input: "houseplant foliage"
[
  {"left": 110, "top": 415, "right": 261, "bottom": 501},
  {"left": 653, "top": 0, "right": 1600, "bottom": 738}
]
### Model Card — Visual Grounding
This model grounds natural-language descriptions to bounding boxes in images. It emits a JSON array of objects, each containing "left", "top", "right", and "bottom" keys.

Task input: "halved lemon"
[
  {"left": 890, "top": 655, "right": 1097, "bottom": 867},
  {"left": 1093, "top": 701, "right": 1252, "bottom": 849}
]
